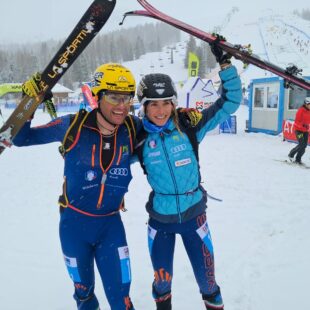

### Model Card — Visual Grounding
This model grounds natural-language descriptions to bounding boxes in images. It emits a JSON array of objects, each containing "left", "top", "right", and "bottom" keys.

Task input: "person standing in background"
[{"left": 288, "top": 97, "right": 310, "bottom": 164}]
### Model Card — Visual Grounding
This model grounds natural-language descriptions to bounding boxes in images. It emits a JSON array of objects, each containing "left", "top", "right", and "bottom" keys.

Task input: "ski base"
[{"left": 273, "top": 159, "right": 310, "bottom": 169}]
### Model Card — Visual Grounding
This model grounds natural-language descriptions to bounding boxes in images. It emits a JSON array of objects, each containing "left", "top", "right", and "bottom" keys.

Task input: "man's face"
[{"left": 99, "top": 92, "right": 133, "bottom": 125}]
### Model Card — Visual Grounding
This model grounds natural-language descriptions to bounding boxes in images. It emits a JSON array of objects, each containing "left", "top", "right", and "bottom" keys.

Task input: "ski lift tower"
[{"left": 167, "top": 46, "right": 176, "bottom": 64}]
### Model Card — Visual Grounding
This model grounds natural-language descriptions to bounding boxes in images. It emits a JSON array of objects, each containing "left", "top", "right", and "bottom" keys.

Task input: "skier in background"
[
  {"left": 134, "top": 40, "right": 242, "bottom": 310},
  {"left": 13, "top": 63, "right": 139, "bottom": 310},
  {"left": 288, "top": 96, "right": 310, "bottom": 164}
]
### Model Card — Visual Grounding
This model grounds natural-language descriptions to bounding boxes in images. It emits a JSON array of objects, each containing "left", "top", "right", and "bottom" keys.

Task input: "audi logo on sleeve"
[{"left": 109, "top": 168, "right": 129, "bottom": 176}]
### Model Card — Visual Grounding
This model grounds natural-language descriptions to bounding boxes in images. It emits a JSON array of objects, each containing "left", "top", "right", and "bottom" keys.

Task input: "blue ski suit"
[
  {"left": 13, "top": 109, "right": 140, "bottom": 310},
  {"left": 136, "top": 65, "right": 242, "bottom": 301}
]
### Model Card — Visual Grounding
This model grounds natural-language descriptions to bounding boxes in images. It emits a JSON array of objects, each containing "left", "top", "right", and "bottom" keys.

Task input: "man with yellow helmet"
[
  {"left": 13, "top": 63, "right": 140, "bottom": 310},
  {"left": 91, "top": 63, "right": 136, "bottom": 132}
]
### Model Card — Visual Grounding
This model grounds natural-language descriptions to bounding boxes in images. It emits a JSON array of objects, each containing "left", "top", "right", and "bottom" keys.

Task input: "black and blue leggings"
[
  {"left": 147, "top": 213, "right": 220, "bottom": 300},
  {"left": 59, "top": 210, "right": 133, "bottom": 310}
]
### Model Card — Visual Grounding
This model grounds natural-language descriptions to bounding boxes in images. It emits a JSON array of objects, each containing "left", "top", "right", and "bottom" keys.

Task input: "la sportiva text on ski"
[
  {"left": 120, "top": 0, "right": 310, "bottom": 91},
  {"left": 0, "top": 0, "right": 116, "bottom": 155}
]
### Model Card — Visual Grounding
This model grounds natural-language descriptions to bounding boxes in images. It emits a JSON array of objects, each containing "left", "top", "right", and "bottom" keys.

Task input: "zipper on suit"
[{"left": 160, "top": 133, "right": 182, "bottom": 223}]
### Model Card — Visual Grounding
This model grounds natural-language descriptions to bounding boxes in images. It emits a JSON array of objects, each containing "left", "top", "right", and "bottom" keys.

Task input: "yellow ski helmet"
[{"left": 91, "top": 63, "right": 136, "bottom": 99}]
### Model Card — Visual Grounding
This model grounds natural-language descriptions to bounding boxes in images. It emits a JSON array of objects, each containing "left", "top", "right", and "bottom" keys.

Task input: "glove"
[
  {"left": 22, "top": 72, "right": 42, "bottom": 98},
  {"left": 177, "top": 108, "right": 202, "bottom": 128},
  {"left": 22, "top": 73, "right": 55, "bottom": 119},
  {"left": 210, "top": 33, "right": 232, "bottom": 67},
  {"left": 40, "top": 89, "right": 57, "bottom": 119}
]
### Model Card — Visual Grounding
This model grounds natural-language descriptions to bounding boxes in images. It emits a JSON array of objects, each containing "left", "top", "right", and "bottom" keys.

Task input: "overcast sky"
[{"left": 0, "top": 0, "right": 309, "bottom": 44}]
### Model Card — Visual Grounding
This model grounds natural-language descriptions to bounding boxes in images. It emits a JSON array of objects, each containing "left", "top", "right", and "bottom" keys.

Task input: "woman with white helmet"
[{"left": 134, "top": 43, "right": 243, "bottom": 310}]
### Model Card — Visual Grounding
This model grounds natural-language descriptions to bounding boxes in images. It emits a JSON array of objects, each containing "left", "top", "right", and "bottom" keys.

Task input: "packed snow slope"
[
  {"left": 223, "top": 8, "right": 310, "bottom": 86},
  {"left": 123, "top": 6, "right": 310, "bottom": 87}
]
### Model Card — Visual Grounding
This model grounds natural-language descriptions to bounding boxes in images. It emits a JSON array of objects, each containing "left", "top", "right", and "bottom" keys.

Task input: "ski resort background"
[
  {"left": 0, "top": 2, "right": 310, "bottom": 309},
  {"left": 1, "top": 2, "right": 310, "bottom": 136}
]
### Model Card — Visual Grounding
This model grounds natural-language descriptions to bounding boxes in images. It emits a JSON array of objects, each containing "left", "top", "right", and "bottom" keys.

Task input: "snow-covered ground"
[{"left": 0, "top": 105, "right": 310, "bottom": 310}]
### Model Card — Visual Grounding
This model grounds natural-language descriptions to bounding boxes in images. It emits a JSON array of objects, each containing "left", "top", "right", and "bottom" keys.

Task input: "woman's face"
[{"left": 146, "top": 100, "right": 174, "bottom": 126}]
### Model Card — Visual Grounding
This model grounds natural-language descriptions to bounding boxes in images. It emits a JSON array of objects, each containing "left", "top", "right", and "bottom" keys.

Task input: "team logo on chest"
[
  {"left": 148, "top": 140, "right": 157, "bottom": 149},
  {"left": 110, "top": 168, "right": 129, "bottom": 176},
  {"left": 85, "top": 170, "right": 97, "bottom": 181},
  {"left": 171, "top": 144, "right": 186, "bottom": 154},
  {"left": 122, "top": 145, "right": 129, "bottom": 156},
  {"left": 103, "top": 142, "right": 111, "bottom": 150}
]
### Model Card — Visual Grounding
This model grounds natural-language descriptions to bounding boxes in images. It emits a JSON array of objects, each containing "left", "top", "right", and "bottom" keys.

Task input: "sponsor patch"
[
  {"left": 148, "top": 140, "right": 157, "bottom": 149},
  {"left": 150, "top": 160, "right": 162, "bottom": 165},
  {"left": 172, "top": 135, "right": 180, "bottom": 142},
  {"left": 122, "top": 145, "right": 129, "bottom": 155},
  {"left": 175, "top": 158, "right": 191, "bottom": 167},
  {"left": 103, "top": 142, "right": 110, "bottom": 150},
  {"left": 118, "top": 76, "right": 128, "bottom": 82},
  {"left": 82, "top": 184, "right": 99, "bottom": 190},
  {"left": 147, "top": 225, "right": 157, "bottom": 255},
  {"left": 148, "top": 151, "right": 161, "bottom": 158},
  {"left": 171, "top": 144, "right": 186, "bottom": 154},
  {"left": 109, "top": 168, "right": 128, "bottom": 176},
  {"left": 92, "top": 72, "right": 103, "bottom": 87},
  {"left": 63, "top": 255, "right": 81, "bottom": 282},
  {"left": 196, "top": 223, "right": 214, "bottom": 254},
  {"left": 118, "top": 246, "right": 131, "bottom": 284},
  {"left": 85, "top": 170, "right": 97, "bottom": 181}
]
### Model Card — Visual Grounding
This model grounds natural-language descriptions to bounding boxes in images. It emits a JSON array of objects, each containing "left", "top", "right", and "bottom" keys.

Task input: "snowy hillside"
[
  {"left": 126, "top": 7, "right": 310, "bottom": 88},
  {"left": 123, "top": 42, "right": 188, "bottom": 84},
  {"left": 217, "top": 8, "right": 310, "bottom": 86}
]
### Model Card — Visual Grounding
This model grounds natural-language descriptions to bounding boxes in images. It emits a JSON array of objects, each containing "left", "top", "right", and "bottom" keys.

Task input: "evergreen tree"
[
  {"left": 0, "top": 22, "right": 181, "bottom": 88},
  {"left": 184, "top": 36, "right": 197, "bottom": 68},
  {"left": 196, "top": 46, "right": 206, "bottom": 77},
  {"left": 134, "top": 36, "right": 146, "bottom": 60},
  {"left": 205, "top": 43, "right": 217, "bottom": 71}
]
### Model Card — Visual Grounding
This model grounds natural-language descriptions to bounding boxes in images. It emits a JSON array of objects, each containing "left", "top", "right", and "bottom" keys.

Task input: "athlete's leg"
[
  {"left": 59, "top": 216, "right": 99, "bottom": 310},
  {"left": 295, "top": 132, "right": 308, "bottom": 163},
  {"left": 290, "top": 131, "right": 306, "bottom": 161},
  {"left": 95, "top": 214, "right": 134, "bottom": 310},
  {"left": 148, "top": 218, "right": 175, "bottom": 309},
  {"left": 181, "top": 213, "right": 223, "bottom": 309}
]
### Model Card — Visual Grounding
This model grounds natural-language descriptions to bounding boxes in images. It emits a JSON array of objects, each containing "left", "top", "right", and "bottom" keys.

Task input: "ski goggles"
[{"left": 104, "top": 92, "right": 134, "bottom": 106}]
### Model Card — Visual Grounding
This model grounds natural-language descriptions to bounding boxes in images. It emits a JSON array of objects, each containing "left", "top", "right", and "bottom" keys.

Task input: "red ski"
[{"left": 121, "top": 0, "right": 310, "bottom": 91}]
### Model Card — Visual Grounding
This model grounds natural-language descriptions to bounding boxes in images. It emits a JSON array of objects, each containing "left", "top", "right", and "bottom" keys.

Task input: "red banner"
[{"left": 282, "top": 119, "right": 310, "bottom": 144}]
